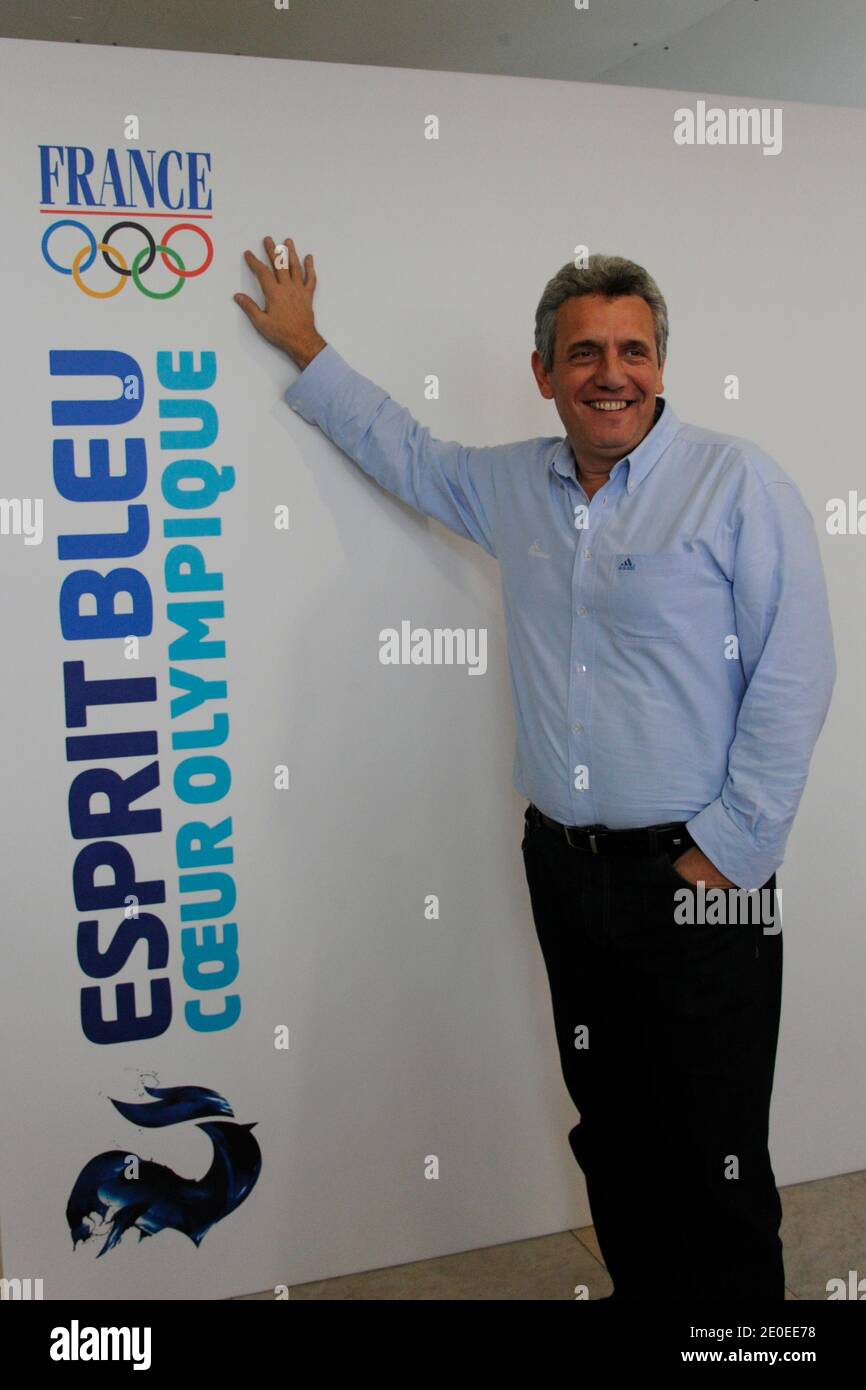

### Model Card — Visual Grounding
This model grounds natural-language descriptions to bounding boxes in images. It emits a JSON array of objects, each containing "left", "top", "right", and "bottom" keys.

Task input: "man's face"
[{"left": 531, "top": 293, "right": 665, "bottom": 470}]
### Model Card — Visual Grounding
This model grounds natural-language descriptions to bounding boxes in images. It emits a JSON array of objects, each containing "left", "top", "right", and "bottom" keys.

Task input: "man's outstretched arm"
[{"left": 235, "top": 236, "right": 499, "bottom": 556}]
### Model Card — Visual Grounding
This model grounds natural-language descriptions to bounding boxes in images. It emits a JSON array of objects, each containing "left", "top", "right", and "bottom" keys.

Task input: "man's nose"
[{"left": 592, "top": 352, "right": 628, "bottom": 387}]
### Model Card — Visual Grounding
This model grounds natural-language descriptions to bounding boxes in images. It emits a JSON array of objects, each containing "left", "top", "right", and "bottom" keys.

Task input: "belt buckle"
[{"left": 564, "top": 825, "right": 600, "bottom": 853}]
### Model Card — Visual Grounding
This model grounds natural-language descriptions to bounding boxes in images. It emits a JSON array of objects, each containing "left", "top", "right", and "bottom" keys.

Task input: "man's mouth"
[{"left": 582, "top": 399, "right": 638, "bottom": 413}]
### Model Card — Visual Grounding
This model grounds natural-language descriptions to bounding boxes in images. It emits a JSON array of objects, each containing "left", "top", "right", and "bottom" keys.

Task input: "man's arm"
[
  {"left": 685, "top": 471, "right": 837, "bottom": 890},
  {"left": 235, "top": 236, "right": 499, "bottom": 556},
  {"left": 283, "top": 343, "right": 499, "bottom": 556}
]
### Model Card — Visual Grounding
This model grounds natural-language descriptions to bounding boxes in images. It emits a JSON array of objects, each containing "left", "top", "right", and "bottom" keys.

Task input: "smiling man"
[
  {"left": 538, "top": 292, "right": 663, "bottom": 497},
  {"left": 235, "top": 244, "right": 836, "bottom": 1301}
]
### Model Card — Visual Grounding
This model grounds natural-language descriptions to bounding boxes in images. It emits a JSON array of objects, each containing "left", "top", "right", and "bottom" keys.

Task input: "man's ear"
[{"left": 531, "top": 349, "right": 555, "bottom": 401}]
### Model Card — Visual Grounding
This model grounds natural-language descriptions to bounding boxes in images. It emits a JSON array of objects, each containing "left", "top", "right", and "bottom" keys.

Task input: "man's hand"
[
  {"left": 670, "top": 846, "right": 736, "bottom": 889},
  {"left": 234, "top": 235, "right": 327, "bottom": 370}
]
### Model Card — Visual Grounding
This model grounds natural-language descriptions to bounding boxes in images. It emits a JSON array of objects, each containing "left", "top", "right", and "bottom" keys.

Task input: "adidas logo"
[{"left": 617, "top": 556, "right": 635, "bottom": 570}]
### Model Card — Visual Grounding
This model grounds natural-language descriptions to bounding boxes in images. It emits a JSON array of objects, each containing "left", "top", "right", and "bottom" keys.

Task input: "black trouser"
[{"left": 521, "top": 803, "right": 785, "bottom": 1300}]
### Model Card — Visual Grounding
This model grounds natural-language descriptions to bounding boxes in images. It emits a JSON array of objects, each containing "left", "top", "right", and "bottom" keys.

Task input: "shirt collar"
[{"left": 550, "top": 396, "right": 681, "bottom": 495}]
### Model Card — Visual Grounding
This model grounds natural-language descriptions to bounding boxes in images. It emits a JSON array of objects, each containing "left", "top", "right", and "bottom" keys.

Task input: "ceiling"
[{"left": 1, "top": 0, "right": 864, "bottom": 110}]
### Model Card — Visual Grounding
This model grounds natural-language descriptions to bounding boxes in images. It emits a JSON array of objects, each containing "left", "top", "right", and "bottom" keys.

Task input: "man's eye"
[{"left": 568, "top": 348, "right": 646, "bottom": 359}]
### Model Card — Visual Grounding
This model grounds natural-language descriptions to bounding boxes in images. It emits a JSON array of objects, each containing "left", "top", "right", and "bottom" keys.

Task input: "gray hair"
[{"left": 534, "top": 254, "right": 669, "bottom": 374}]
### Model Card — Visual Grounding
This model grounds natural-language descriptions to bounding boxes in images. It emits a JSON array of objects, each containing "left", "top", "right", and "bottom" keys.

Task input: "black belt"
[{"left": 529, "top": 804, "right": 696, "bottom": 857}]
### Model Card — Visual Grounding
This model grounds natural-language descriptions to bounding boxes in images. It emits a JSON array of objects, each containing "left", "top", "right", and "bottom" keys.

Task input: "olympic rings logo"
[{"left": 41, "top": 219, "right": 214, "bottom": 299}]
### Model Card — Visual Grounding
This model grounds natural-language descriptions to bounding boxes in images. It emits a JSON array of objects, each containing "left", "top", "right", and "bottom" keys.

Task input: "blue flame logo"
[{"left": 66, "top": 1084, "right": 262, "bottom": 1256}]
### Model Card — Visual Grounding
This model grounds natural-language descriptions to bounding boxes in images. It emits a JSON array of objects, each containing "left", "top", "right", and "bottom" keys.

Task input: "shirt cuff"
[
  {"left": 283, "top": 343, "right": 346, "bottom": 422},
  {"left": 685, "top": 798, "right": 780, "bottom": 891}
]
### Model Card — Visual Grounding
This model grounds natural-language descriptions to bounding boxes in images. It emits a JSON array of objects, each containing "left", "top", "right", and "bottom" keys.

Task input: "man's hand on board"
[{"left": 234, "top": 235, "right": 327, "bottom": 370}]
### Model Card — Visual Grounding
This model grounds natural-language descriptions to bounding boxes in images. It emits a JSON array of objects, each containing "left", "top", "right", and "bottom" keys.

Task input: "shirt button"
[
  {"left": 578, "top": 606, "right": 588, "bottom": 616},
  {"left": 575, "top": 664, "right": 587, "bottom": 674},
  {"left": 572, "top": 722, "right": 583, "bottom": 734},
  {"left": 584, "top": 549, "right": 592, "bottom": 559}
]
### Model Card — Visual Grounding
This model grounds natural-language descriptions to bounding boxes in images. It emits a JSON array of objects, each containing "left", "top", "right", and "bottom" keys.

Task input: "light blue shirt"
[{"left": 284, "top": 345, "right": 836, "bottom": 889}]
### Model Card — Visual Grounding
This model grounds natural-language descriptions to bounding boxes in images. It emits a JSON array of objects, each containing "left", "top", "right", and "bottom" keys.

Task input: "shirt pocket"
[{"left": 606, "top": 551, "right": 700, "bottom": 641}]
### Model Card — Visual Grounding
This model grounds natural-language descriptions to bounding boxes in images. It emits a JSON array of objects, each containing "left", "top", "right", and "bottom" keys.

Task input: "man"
[{"left": 235, "top": 241, "right": 836, "bottom": 1301}]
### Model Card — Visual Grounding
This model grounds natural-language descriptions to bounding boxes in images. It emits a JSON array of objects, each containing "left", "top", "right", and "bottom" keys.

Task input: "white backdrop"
[{"left": 0, "top": 37, "right": 861, "bottom": 1301}]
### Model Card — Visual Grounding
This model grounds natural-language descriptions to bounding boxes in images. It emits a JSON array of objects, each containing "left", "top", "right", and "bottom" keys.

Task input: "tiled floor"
[{"left": 233, "top": 1169, "right": 866, "bottom": 1300}]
